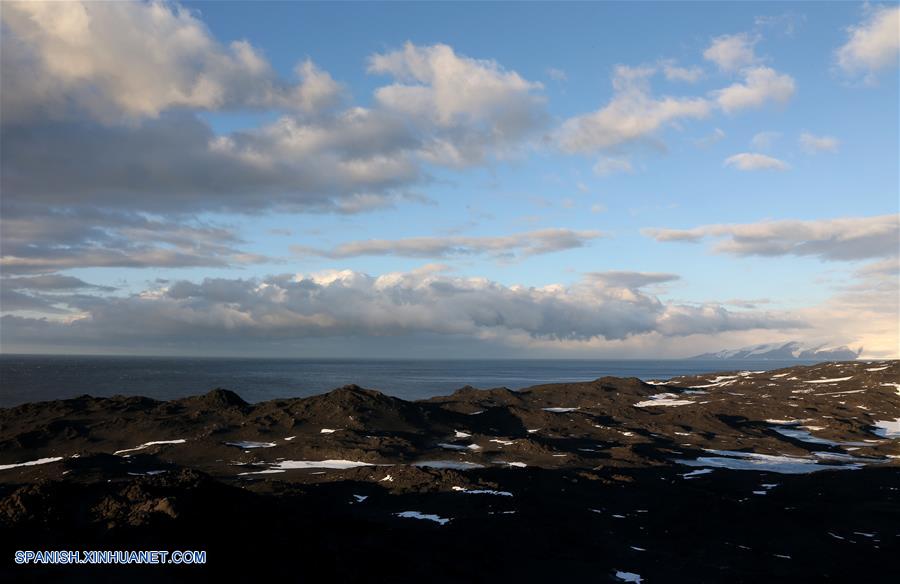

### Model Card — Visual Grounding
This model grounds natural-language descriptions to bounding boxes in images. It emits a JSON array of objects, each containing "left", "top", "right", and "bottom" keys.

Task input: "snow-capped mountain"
[{"left": 690, "top": 341, "right": 861, "bottom": 361}]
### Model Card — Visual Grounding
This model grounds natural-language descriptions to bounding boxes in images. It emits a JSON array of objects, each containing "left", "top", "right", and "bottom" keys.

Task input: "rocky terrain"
[{"left": 0, "top": 360, "right": 897, "bottom": 582}]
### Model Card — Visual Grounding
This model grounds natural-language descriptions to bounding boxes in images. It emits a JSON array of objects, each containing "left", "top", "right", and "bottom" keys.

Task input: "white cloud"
[
  {"left": 558, "top": 65, "right": 711, "bottom": 153},
  {"left": 799, "top": 132, "right": 839, "bottom": 154},
  {"left": 713, "top": 67, "right": 795, "bottom": 113},
  {"left": 661, "top": 61, "right": 704, "bottom": 83},
  {"left": 835, "top": 6, "right": 900, "bottom": 77},
  {"left": 749, "top": 131, "right": 781, "bottom": 151},
  {"left": 0, "top": 1, "right": 342, "bottom": 123},
  {"left": 593, "top": 156, "right": 634, "bottom": 176},
  {"left": 368, "top": 42, "right": 547, "bottom": 165},
  {"left": 293, "top": 229, "right": 604, "bottom": 260},
  {"left": 703, "top": 33, "right": 758, "bottom": 72},
  {"left": 723, "top": 152, "right": 790, "bottom": 171},
  {"left": 0, "top": 269, "right": 801, "bottom": 351},
  {"left": 643, "top": 214, "right": 899, "bottom": 262}
]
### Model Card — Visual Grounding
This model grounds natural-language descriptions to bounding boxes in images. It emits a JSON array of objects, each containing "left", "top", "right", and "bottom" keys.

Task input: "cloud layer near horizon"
[{"left": 0, "top": 268, "right": 803, "bottom": 353}]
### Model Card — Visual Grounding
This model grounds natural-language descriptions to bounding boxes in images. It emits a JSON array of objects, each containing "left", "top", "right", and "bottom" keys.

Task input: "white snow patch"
[
  {"left": 489, "top": 439, "right": 515, "bottom": 446},
  {"left": 454, "top": 488, "right": 513, "bottom": 497},
  {"left": 380, "top": 474, "right": 394, "bottom": 482},
  {"left": 270, "top": 459, "right": 375, "bottom": 470},
  {"left": 634, "top": 393, "right": 694, "bottom": 408},
  {"left": 816, "top": 389, "right": 866, "bottom": 396},
  {"left": 438, "top": 443, "right": 481, "bottom": 451},
  {"left": 803, "top": 376, "right": 853, "bottom": 384},
  {"left": 0, "top": 456, "right": 65, "bottom": 471},
  {"left": 543, "top": 407, "right": 579, "bottom": 413},
  {"left": 453, "top": 430, "right": 471, "bottom": 438},
  {"left": 320, "top": 428, "right": 338, "bottom": 434},
  {"left": 283, "top": 436, "right": 296, "bottom": 441},
  {"left": 682, "top": 468, "right": 714, "bottom": 479},
  {"left": 880, "top": 382, "right": 900, "bottom": 396},
  {"left": 615, "top": 571, "right": 642, "bottom": 583},
  {"left": 395, "top": 511, "right": 449, "bottom": 525},
  {"left": 238, "top": 469, "right": 287, "bottom": 476},
  {"left": 676, "top": 450, "right": 867, "bottom": 474},
  {"left": 114, "top": 439, "right": 187, "bottom": 456},
  {"left": 353, "top": 495, "right": 368, "bottom": 503},
  {"left": 224, "top": 440, "right": 277, "bottom": 449},
  {"left": 866, "top": 366, "right": 889, "bottom": 372},
  {"left": 872, "top": 418, "right": 900, "bottom": 439}
]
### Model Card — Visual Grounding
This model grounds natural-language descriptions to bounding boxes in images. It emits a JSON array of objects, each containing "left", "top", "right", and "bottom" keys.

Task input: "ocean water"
[{"left": 0, "top": 354, "right": 818, "bottom": 408}]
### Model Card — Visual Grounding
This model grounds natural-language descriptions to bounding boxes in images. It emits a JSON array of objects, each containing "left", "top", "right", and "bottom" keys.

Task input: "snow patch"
[
  {"left": 114, "top": 439, "right": 187, "bottom": 456},
  {"left": 395, "top": 511, "right": 450, "bottom": 525},
  {"left": 0, "top": 456, "right": 65, "bottom": 471}
]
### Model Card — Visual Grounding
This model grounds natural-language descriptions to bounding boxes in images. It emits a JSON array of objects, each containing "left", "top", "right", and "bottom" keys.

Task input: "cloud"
[
  {"left": 1, "top": 2, "right": 550, "bottom": 271},
  {"left": 723, "top": 152, "right": 790, "bottom": 171},
  {"left": 713, "top": 66, "right": 795, "bottom": 113},
  {"left": 749, "top": 131, "right": 781, "bottom": 151},
  {"left": 368, "top": 42, "right": 547, "bottom": 166},
  {"left": 642, "top": 214, "right": 899, "bottom": 262},
  {"left": 1, "top": 275, "right": 115, "bottom": 292},
  {"left": 0, "top": 1, "right": 343, "bottom": 123},
  {"left": 799, "top": 132, "right": 839, "bottom": 154},
  {"left": 292, "top": 229, "right": 604, "bottom": 260},
  {"left": 585, "top": 271, "right": 680, "bottom": 289},
  {"left": 703, "top": 33, "right": 758, "bottom": 72},
  {"left": 661, "top": 61, "right": 704, "bottom": 83},
  {"left": 558, "top": 65, "right": 711, "bottom": 153},
  {"left": 0, "top": 206, "right": 267, "bottom": 274},
  {"left": 835, "top": 5, "right": 900, "bottom": 78},
  {"left": 592, "top": 156, "right": 634, "bottom": 176},
  {"left": 0, "top": 269, "right": 802, "bottom": 353}
]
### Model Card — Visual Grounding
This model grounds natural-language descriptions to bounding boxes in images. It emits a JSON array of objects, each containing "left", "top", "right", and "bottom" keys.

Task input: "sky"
[{"left": 0, "top": 1, "right": 898, "bottom": 358}]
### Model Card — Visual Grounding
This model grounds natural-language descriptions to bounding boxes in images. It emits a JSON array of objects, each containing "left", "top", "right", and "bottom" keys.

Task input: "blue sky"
[{"left": 1, "top": 1, "right": 897, "bottom": 357}]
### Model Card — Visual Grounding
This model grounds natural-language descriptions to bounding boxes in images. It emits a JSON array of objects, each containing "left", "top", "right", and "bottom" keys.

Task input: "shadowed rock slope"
[{"left": 1, "top": 361, "right": 897, "bottom": 582}]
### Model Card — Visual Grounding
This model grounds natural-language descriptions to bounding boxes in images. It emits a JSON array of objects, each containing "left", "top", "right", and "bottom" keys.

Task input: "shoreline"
[{"left": 1, "top": 360, "right": 897, "bottom": 582}]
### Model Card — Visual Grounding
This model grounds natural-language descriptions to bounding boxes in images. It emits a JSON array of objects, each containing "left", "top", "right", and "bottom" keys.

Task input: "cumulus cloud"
[
  {"left": 835, "top": 5, "right": 900, "bottom": 78},
  {"left": 368, "top": 42, "right": 547, "bottom": 166},
  {"left": 661, "top": 61, "right": 704, "bottom": 83},
  {"left": 642, "top": 214, "right": 899, "bottom": 262},
  {"left": 799, "top": 132, "right": 839, "bottom": 153},
  {"left": 1, "top": 2, "right": 552, "bottom": 271},
  {"left": 723, "top": 152, "right": 790, "bottom": 171},
  {"left": 0, "top": 269, "right": 802, "bottom": 353},
  {"left": 0, "top": 1, "right": 343, "bottom": 123},
  {"left": 713, "top": 66, "right": 795, "bottom": 113},
  {"left": 558, "top": 65, "right": 711, "bottom": 153},
  {"left": 703, "top": 33, "right": 759, "bottom": 72},
  {"left": 292, "top": 229, "right": 604, "bottom": 260}
]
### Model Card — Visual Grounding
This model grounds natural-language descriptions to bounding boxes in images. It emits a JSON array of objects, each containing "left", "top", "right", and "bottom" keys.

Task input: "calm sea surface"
[{"left": 0, "top": 354, "right": 817, "bottom": 408}]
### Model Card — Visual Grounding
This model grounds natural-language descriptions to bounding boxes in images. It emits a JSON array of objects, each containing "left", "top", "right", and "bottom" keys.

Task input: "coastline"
[{"left": 1, "top": 360, "right": 897, "bottom": 582}]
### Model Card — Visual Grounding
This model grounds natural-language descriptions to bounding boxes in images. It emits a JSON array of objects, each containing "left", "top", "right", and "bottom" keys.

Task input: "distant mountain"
[{"left": 690, "top": 341, "right": 861, "bottom": 361}]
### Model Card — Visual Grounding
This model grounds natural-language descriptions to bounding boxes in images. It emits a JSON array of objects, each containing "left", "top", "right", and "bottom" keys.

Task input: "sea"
[{"left": 0, "top": 354, "right": 820, "bottom": 408}]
